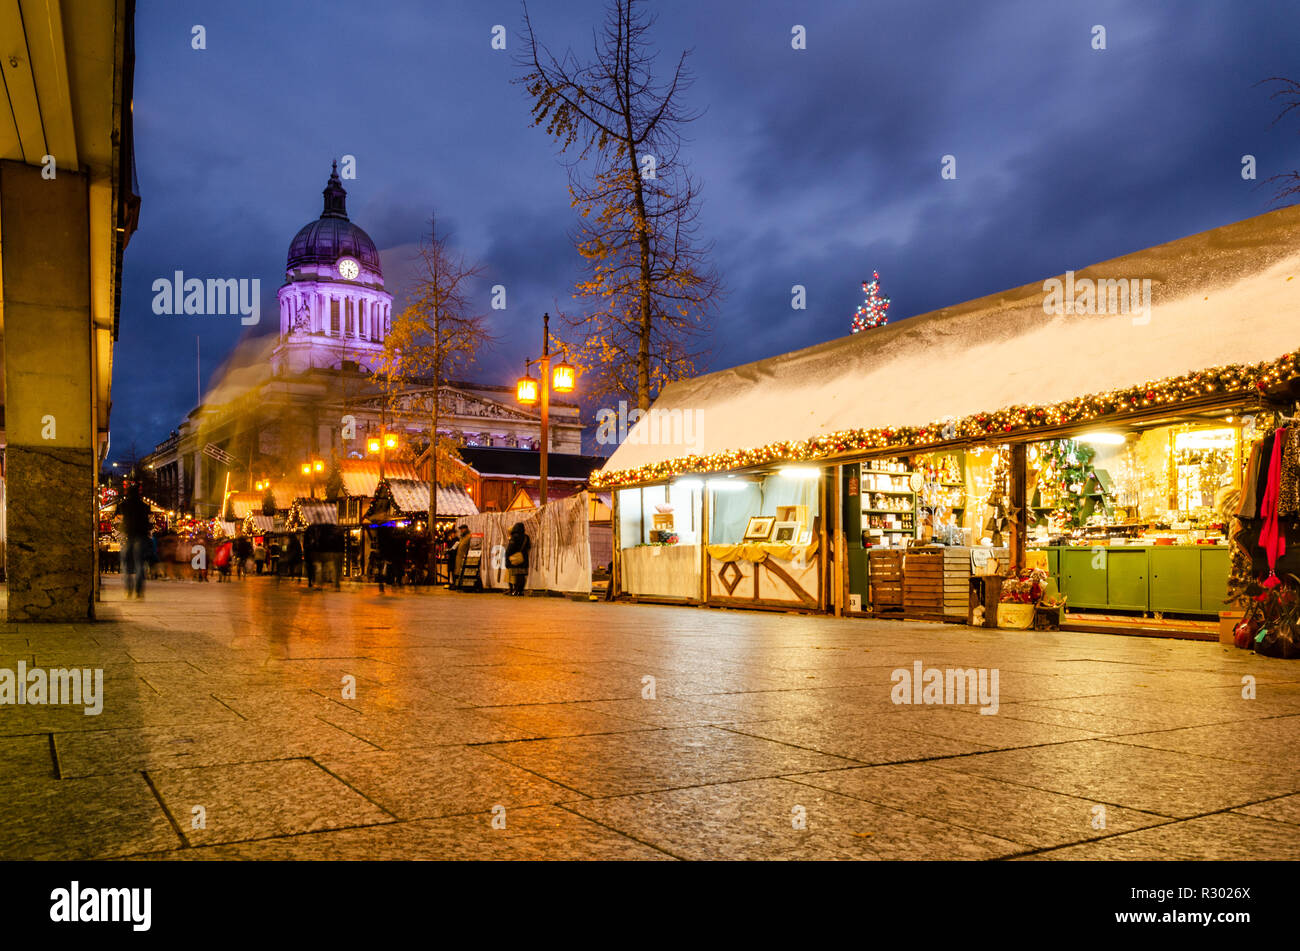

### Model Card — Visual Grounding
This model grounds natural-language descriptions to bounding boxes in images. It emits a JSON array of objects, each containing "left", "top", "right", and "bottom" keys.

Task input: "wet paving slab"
[{"left": 2, "top": 577, "right": 1299, "bottom": 859}]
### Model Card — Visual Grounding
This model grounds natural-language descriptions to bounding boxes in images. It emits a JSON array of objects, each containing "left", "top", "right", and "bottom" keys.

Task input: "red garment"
[{"left": 1259, "top": 427, "right": 1287, "bottom": 589}]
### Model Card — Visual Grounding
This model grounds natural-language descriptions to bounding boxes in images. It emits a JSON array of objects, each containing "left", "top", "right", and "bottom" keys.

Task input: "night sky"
[{"left": 112, "top": 0, "right": 1300, "bottom": 460}]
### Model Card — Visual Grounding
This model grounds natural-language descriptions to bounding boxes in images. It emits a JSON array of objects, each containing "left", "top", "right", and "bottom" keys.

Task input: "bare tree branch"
[{"left": 518, "top": 0, "right": 721, "bottom": 410}]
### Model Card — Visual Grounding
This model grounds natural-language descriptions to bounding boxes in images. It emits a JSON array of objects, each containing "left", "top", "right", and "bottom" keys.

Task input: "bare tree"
[
  {"left": 376, "top": 215, "right": 495, "bottom": 578},
  {"left": 519, "top": 0, "right": 722, "bottom": 409},
  {"left": 1258, "top": 77, "right": 1300, "bottom": 206}
]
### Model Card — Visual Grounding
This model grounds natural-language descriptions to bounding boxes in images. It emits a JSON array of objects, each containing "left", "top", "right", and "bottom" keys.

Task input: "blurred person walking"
[
  {"left": 321, "top": 524, "right": 345, "bottom": 590},
  {"left": 116, "top": 484, "right": 152, "bottom": 598},
  {"left": 214, "top": 538, "right": 233, "bottom": 582},
  {"left": 234, "top": 535, "right": 252, "bottom": 579}
]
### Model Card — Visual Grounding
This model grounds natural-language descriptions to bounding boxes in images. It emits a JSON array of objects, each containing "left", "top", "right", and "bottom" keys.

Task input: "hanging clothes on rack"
[
  {"left": 1278, "top": 425, "right": 1300, "bottom": 517},
  {"left": 1237, "top": 438, "right": 1265, "bottom": 519},
  {"left": 1258, "top": 426, "right": 1288, "bottom": 589}
]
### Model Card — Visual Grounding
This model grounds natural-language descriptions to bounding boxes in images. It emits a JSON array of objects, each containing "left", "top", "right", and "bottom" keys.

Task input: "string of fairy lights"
[{"left": 589, "top": 349, "right": 1300, "bottom": 489}]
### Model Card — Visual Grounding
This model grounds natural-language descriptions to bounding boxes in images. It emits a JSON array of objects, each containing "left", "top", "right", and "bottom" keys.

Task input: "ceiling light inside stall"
[{"left": 1077, "top": 432, "right": 1126, "bottom": 445}]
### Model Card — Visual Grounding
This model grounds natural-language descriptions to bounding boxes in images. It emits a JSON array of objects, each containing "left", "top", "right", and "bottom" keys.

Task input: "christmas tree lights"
[{"left": 850, "top": 271, "right": 891, "bottom": 334}]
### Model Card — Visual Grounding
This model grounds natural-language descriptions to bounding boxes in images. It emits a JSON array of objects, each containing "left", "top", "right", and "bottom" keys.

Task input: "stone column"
[
  {"left": 1, "top": 161, "right": 96, "bottom": 620},
  {"left": 193, "top": 450, "right": 204, "bottom": 510}
]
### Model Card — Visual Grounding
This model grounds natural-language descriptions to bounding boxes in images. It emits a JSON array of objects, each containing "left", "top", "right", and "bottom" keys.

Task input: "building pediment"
[
  {"left": 357, "top": 386, "right": 540, "bottom": 424},
  {"left": 441, "top": 387, "right": 539, "bottom": 423}
]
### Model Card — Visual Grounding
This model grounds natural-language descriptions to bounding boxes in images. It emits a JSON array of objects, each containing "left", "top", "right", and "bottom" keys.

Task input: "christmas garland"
[{"left": 590, "top": 350, "right": 1300, "bottom": 488}]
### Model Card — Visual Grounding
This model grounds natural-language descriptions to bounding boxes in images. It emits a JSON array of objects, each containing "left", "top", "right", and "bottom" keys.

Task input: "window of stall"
[
  {"left": 706, "top": 468, "right": 821, "bottom": 544},
  {"left": 617, "top": 481, "right": 704, "bottom": 547}
]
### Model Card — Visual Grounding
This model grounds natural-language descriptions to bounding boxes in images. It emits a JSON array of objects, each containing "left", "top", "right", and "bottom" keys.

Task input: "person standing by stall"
[
  {"left": 504, "top": 522, "right": 531, "bottom": 596},
  {"left": 451, "top": 524, "right": 472, "bottom": 586}
]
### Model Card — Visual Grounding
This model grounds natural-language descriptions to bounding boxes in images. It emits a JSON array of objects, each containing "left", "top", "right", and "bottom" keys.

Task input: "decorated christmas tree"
[
  {"left": 850, "top": 270, "right": 891, "bottom": 334},
  {"left": 1034, "top": 439, "right": 1114, "bottom": 528}
]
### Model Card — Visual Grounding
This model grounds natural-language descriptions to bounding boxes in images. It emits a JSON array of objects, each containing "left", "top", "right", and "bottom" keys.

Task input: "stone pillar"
[
  {"left": 1, "top": 161, "right": 97, "bottom": 620},
  {"left": 193, "top": 450, "right": 204, "bottom": 511}
]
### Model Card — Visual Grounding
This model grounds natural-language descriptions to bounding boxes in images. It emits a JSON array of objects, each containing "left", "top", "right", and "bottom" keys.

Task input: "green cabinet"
[
  {"left": 1200, "top": 548, "right": 1231, "bottom": 614},
  {"left": 1150, "top": 548, "right": 1202, "bottom": 614},
  {"left": 1060, "top": 548, "right": 1108, "bottom": 608},
  {"left": 1106, "top": 550, "right": 1148, "bottom": 611},
  {"left": 1034, "top": 544, "right": 1229, "bottom": 617}
]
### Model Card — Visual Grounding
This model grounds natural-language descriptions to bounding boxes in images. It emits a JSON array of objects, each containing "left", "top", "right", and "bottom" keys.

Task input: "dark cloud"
[{"left": 111, "top": 0, "right": 1300, "bottom": 454}]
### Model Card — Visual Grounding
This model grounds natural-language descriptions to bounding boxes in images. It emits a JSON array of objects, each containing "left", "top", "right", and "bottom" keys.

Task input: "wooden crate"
[
  {"left": 903, "top": 551, "right": 943, "bottom": 611},
  {"left": 869, "top": 550, "right": 904, "bottom": 612},
  {"left": 942, "top": 547, "right": 971, "bottom": 617},
  {"left": 968, "top": 575, "right": 1004, "bottom": 625}
]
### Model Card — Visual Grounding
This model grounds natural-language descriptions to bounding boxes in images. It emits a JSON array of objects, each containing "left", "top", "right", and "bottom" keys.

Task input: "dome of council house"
[{"left": 285, "top": 162, "right": 383, "bottom": 278}]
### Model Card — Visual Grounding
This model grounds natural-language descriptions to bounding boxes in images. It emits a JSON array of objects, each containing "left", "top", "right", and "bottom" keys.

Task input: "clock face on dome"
[{"left": 336, "top": 256, "right": 360, "bottom": 280}]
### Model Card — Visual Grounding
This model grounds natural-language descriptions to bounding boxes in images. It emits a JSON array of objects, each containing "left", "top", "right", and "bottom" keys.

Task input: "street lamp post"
[
  {"left": 515, "top": 313, "right": 576, "bottom": 507},
  {"left": 366, "top": 432, "right": 399, "bottom": 490},
  {"left": 301, "top": 460, "right": 324, "bottom": 499}
]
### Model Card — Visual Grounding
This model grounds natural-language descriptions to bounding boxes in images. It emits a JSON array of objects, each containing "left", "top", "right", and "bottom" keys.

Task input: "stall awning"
[
  {"left": 598, "top": 204, "right": 1300, "bottom": 485},
  {"left": 384, "top": 478, "right": 479, "bottom": 518},
  {"left": 340, "top": 460, "right": 421, "bottom": 498},
  {"left": 228, "top": 486, "right": 308, "bottom": 517},
  {"left": 293, "top": 500, "right": 338, "bottom": 527},
  {"left": 246, "top": 514, "right": 276, "bottom": 533},
  {"left": 226, "top": 493, "right": 258, "bottom": 519}
]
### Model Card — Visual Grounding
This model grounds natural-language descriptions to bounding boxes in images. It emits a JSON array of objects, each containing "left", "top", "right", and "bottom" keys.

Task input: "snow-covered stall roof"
[
  {"left": 385, "top": 478, "right": 479, "bottom": 517},
  {"left": 597, "top": 204, "right": 1300, "bottom": 485},
  {"left": 291, "top": 500, "right": 339, "bottom": 527},
  {"left": 340, "top": 459, "right": 420, "bottom": 498}
]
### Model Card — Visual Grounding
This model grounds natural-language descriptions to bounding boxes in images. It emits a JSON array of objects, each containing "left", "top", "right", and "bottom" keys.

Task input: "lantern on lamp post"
[
  {"left": 301, "top": 460, "right": 323, "bottom": 499},
  {"left": 514, "top": 313, "right": 577, "bottom": 506},
  {"left": 367, "top": 431, "right": 398, "bottom": 485}
]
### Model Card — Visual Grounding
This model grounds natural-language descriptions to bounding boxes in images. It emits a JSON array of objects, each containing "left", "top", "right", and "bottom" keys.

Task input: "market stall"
[
  {"left": 614, "top": 468, "right": 826, "bottom": 609},
  {"left": 616, "top": 480, "right": 704, "bottom": 601},
  {"left": 456, "top": 491, "right": 592, "bottom": 594},
  {"left": 593, "top": 203, "right": 1300, "bottom": 641}
]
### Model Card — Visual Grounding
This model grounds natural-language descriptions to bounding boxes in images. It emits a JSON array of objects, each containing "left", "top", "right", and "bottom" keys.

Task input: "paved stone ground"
[{"left": 3, "top": 575, "right": 1300, "bottom": 860}]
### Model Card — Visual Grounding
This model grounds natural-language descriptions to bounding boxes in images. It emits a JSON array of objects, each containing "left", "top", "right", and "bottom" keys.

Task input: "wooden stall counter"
[
  {"left": 621, "top": 543, "right": 703, "bottom": 602},
  {"left": 706, "top": 539, "right": 820, "bottom": 610}
]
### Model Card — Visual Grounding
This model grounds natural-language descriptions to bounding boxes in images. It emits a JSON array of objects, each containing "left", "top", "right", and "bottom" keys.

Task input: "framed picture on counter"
[
  {"left": 772, "top": 520, "right": 800, "bottom": 543},
  {"left": 743, "top": 516, "right": 776, "bottom": 541}
]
